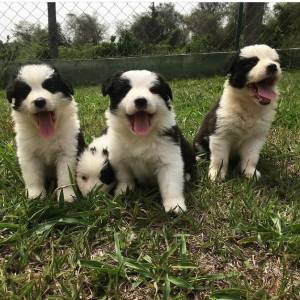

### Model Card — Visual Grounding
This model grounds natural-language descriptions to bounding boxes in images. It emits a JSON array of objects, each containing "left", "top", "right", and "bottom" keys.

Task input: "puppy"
[
  {"left": 6, "top": 64, "right": 85, "bottom": 201},
  {"left": 102, "top": 70, "right": 196, "bottom": 213},
  {"left": 76, "top": 131, "right": 116, "bottom": 196},
  {"left": 194, "top": 44, "right": 281, "bottom": 181}
]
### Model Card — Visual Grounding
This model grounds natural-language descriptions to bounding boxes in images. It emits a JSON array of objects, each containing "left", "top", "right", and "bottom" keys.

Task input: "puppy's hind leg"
[{"left": 19, "top": 156, "right": 46, "bottom": 199}]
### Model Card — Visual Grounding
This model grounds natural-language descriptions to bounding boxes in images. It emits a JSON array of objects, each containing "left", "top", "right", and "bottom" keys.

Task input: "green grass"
[{"left": 1, "top": 71, "right": 300, "bottom": 299}]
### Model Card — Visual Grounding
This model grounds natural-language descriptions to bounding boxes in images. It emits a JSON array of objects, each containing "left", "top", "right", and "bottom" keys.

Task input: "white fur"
[
  {"left": 106, "top": 70, "right": 187, "bottom": 213},
  {"left": 208, "top": 45, "right": 281, "bottom": 181},
  {"left": 76, "top": 134, "right": 115, "bottom": 196},
  {"left": 11, "top": 64, "right": 80, "bottom": 201}
]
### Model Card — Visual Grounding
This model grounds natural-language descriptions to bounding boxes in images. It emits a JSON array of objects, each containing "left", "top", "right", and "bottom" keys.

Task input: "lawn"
[{"left": 0, "top": 70, "right": 300, "bottom": 299}]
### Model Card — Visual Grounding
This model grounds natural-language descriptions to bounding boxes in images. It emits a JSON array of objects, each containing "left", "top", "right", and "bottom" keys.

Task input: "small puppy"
[
  {"left": 6, "top": 64, "right": 85, "bottom": 201},
  {"left": 194, "top": 44, "right": 281, "bottom": 181},
  {"left": 102, "top": 70, "right": 196, "bottom": 213},
  {"left": 76, "top": 131, "right": 116, "bottom": 196}
]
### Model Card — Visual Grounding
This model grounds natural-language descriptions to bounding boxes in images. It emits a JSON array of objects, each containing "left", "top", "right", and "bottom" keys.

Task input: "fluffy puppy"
[
  {"left": 102, "top": 70, "right": 196, "bottom": 213},
  {"left": 194, "top": 44, "right": 281, "bottom": 181},
  {"left": 6, "top": 64, "right": 85, "bottom": 201},
  {"left": 76, "top": 131, "right": 116, "bottom": 196}
]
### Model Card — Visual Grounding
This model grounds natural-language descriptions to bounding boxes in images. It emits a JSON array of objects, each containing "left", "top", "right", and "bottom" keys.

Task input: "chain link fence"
[{"left": 1, "top": 2, "right": 299, "bottom": 62}]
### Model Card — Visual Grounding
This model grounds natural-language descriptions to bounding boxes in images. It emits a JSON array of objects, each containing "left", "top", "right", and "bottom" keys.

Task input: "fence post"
[
  {"left": 235, "top": 3, "right": 244, "bottom": 51},
  {"left": 244, "top": 3, "right": 265, "bottom": 45},
  {"left": 47, "top": 2, "right": 58, "bottom": 58}
]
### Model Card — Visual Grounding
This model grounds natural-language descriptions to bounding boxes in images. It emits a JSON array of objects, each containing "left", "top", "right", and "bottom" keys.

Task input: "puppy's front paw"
[
  {"left": 163, "top": 197, "right": 187, "bottom": 214},
  {"left": 114, "top": 182, "right": 135, "bottom": 196},
  {"left": 244, "top": 168, "right": 261, "bottom": 180},
  {"left": 27, "top": 186, "right": 46, "bottom": 199},
  {"left": 58, "top": 187, "right": 75, "bottom": 202},
  {"left": 208, "top": 168, "right": 226, "bottom": 182}
]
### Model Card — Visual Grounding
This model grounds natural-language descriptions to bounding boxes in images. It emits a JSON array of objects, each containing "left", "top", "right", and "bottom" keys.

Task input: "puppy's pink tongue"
[
  {"left": 257, "top": 86, "right": 277, "bottom": 101},
  {"left": 36, "top": 112, "right": 55, "bottom": 139},
  {"left": 132, "top": 112, "right": 151, "bottom": 135}
]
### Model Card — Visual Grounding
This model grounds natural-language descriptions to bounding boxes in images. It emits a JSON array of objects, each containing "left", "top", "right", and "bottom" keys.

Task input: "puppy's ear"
[
  {"left": 101, "top": 77, "right": 113, "bottom": 96},
  {"left": 224, "top": 52, "right": 239, "bottom": 76},
  {"left": 52, "top": 65, "right": 74, "bottom": 96},
  {"left": 61, "top": 79, "right": 74, "bottom": 96},
  {"left": 101, "top": 72, "right": 122, "bottom": 96},
  {"left": 159, "top": 75, "right": 173, "bottom": 100},
  {"left": 150, "top": 74, "right": 173, "bottom": 102}
]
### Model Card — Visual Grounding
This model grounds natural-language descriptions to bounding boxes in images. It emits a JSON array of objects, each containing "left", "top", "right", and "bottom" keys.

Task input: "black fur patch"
[
  {"left": 162, "top": 126, "right": 196, "bottom": 177},
  {"left": 42, "top": 67, "right": 74, "bottom": 97},
  {"left": 101, "top": 72, "right": 131, "bottom": 112},
  {"left": 90, "top": 147, "right": 97, "bottom": 154},
  {"left": 193, "top": 100, "right": 220, "bottom": 153},
  {"left": 99, "top": 161, "right": 115, "bottom": 185},
  {"left": 76, "top": 130, "right": 86, "bottom": 157},
  {"left": 163, "top": 126, "right": 180, "bottom": 145},
  {"left": 103, "top": 148, "right": 109, "bottom": 157},
  {"left": 226, "top": 54, "right": 259, "bottom": 88},
  {"left": 150, "top": 75, "right": 172, "bottom": 109},
  {"left": 6, "top": 79, "right": 31, "bottom": 110}
]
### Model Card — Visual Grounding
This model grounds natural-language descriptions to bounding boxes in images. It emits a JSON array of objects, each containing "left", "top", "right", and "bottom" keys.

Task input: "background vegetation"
[{"left": 1, "top": 2, "right": 300, "bottom": 61}]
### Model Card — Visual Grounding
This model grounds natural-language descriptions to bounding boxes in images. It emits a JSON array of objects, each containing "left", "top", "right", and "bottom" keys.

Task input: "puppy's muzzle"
[
  {"left": 134, "top": 97, "right": 147, "bottom": 110},
  {"left": 34, "top": 97, "right": 47, "bottom": 109},
  {"left": 266, "top": 64, "right": 278, "bottom": 75}
]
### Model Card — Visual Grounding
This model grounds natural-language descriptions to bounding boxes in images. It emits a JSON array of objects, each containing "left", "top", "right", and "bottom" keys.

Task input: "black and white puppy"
[
  {"left": 102, "top": 70, "right": 196, "bottom": 213},
  {"left": 6, "top": 64, "right": 85, "bottom": 201},
  {"left": 76, "top": 131, "right": 116, "bottom": 196},
  {"left": 194, "top": 44, "right": 281, "bottom": 181}
]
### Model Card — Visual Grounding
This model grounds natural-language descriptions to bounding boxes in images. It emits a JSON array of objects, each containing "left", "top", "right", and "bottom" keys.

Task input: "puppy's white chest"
[
  {"left": 117, "top": 138, "right": 163, "bottom": 184},
  {"left": 218, "top": 104, "right": 273, "bottom": 141},
  {"left": 236, "top": 113, "right": 260, "bottom": 135},
  {"left": 128, "top": 158, "right": 157, "bottom": 184},
  {"left": 35, "top": 139, "right": 61, "bottom": 164},
  {"left": 130, "top": 143, "right": 161, "bottom": 178}
]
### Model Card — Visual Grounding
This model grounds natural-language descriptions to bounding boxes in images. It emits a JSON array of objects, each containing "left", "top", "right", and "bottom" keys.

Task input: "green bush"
[
  {"left": 185, "top": 36, "right": 210, "bottom": 53},
  {"left": 59, "top": 43, "right": 119, "bottom": 59},
  {"left": 16, "top": 42, "right": 50, "bottom": 60},
  {"left": 93, "top": 42, "right": 118, "bottom": 57},
  {"left": 117, "top": 31, "right": 143, "bottom": 56},
  {"left": 59, "top": 45, "right": 94, "bottom": 59}
]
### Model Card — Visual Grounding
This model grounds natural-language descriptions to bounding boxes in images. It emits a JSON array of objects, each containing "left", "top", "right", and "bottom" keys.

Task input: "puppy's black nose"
[
  {"left": 134, "top": 98, "right": 147, "bottom": 109},
  {"left": 34, "top": 98, "right": 46, "bottom": 108},
  {"left": 267, "top": 64, "right": 277, "bottom": 74}
]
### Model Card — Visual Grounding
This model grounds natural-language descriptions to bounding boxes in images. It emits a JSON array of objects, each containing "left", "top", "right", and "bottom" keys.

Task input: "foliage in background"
[
  {"left": 185, "top": 3, "right": 233, "bottom": 52},
  {"left": 131, "top": 3, "right": 187, "bottom": 48},
  {"left": 262, "top": 3, "right": 300, "bottom": 48},
  {"left": 65, "top": 13, "right": 106, "bottom": 45},
  {"left": 0, "top": 2, "right": 300, "bottom": 61}
]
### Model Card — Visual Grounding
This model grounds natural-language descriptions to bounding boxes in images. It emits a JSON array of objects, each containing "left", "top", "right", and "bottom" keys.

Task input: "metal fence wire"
[{"left": 0, "top": 2, "right": 300, "bottom": 61}]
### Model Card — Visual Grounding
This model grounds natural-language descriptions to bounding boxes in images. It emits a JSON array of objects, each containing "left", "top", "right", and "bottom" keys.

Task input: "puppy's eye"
[{"left": 81, "top": 176, "right": 88, "bottom": 181}]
